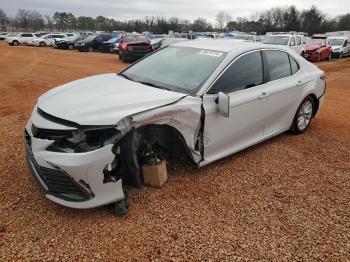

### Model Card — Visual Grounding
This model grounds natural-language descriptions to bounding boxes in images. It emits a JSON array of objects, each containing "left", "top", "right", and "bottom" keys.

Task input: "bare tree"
[
  {"left": 15, "top": 9, "right": 30, "bottom": 31},
  {"left": 216, "top": 11, "right": 231, "bottom": 31},
  {"left": 44, "top": 15, "right": 54, "bottom": 31},
  {"left": 144, "top": 16, "right": 154, "bottom": 31}
]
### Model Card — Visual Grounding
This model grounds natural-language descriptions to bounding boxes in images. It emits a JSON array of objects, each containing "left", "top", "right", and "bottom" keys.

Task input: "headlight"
[
  {"left": 80, "top": 43, "right": 85, "bottom": 46},
  {"left": 32, "top": 125, "right": 121, "bottom": 153}
]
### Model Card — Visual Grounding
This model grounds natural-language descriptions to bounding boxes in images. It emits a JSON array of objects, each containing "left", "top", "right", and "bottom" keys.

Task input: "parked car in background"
[
  {"left": 0, "top": 32, "right": 11, "bottom": 40},
  {"left": 150, "top": 37, "right": 164, "bottom": 50},
  {"left": 232, "top": 34, "right": 257, "bottom": 42},
  {"left": 304, "top": 39, "right": 332, "bottom": 62},
  {"left": 263, "top": 34, "right": 306, "bottom": 56},
  {"left": 97, "top": 36, "right": 121, "bottom": 53},
  {"left": 32, "top": 33, "right": 68, "bottom": 47},
  {"left": 75, "top": 34, "right": 114, "bottom": 52},
  {"left": 327, "top": 36, "right": 350, "bottom": 58},
  {"left": 159, "top": 37, "right": 188, "bottom": 48},
  {"left": 5, "top": 33, "right": 41, "bottom": 46},
  {"left": 118, "top": 34, "right": 153, "bottom": 62},
  {"left": 54, "top": 34, "right": 83, "bottom": 50},
  {"left": 24, "top": 40, "right": 326, "bottom": 214}
]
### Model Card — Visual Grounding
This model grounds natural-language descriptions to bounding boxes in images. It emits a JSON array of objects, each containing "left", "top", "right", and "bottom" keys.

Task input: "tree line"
[{"left": 0, "top": 6, "right": 349, "bottom": 35}]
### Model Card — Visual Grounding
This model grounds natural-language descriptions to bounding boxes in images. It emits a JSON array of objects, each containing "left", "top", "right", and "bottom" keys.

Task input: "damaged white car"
[{"left": 25, "top": 40, "right": 326, "bottom": 214}]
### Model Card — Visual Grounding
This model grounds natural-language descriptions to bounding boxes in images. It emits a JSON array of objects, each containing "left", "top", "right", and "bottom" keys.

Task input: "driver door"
[{"left": 202, "top": 50, "right": 268, "bottom": 164}]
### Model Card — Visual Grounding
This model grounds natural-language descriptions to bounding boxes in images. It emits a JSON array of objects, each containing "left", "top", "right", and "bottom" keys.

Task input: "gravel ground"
[{"left": 0, "top": 42, "right": 349, "bottom": 261}]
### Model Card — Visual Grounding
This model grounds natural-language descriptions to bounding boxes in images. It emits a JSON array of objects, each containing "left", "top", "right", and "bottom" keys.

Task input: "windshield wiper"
[{"left": 138, "top": 81, "right": 171, "bottom": 91}]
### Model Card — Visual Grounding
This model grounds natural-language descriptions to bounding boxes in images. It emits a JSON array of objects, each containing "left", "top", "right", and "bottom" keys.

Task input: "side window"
[
  {"left": 290, "top": 37, "right": 295, "bottom": 46},
  {"left": 208, "top": 51, "right": 264, "bottom": 94},
  {"left": 22, "top": 33, "right": 33, "bottom": 37},
  {"left": 296, "top": 36, "right": 301, "bottom": 45},
  {"left": 289, "top": 55, "right": 299, "bottom": 75},
  {"left": 264, "top": 50, "right": 291, "bottom": 81}
]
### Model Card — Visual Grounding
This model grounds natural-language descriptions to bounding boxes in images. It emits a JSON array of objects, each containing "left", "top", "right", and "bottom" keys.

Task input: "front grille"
[
  {"left": 24, "top": 129, "right": 92, "bottom": 202},
  {"left": 39, "top": 167, "right": 92, "bottom": 201}
]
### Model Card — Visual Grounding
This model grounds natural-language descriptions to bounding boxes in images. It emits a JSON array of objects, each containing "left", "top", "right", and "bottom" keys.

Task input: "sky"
[{"left": 2, "top": 0, "right": 350, "bottom": 23}]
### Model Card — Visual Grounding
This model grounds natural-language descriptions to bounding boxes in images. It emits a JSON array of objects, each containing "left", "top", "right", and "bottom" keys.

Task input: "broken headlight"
[{"left": 33, "top": 125, "right": 121, "bottom": 153}]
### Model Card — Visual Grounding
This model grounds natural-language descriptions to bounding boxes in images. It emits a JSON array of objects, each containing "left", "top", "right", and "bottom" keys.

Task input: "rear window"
[
  {"left": 264, "top": 50, "right": 291, "bottom": 81},
  {"left": 263, "top": 36, "right": 289, "bottom": 45},
  {"left": 21, "top": 33, "right": 33, "bottom": 37},
  {"left": 125, "top": 35, "right": 147, "bottom": 42},
  {"left": 289, "top": 56, "right": 299, "bottom": 75}
]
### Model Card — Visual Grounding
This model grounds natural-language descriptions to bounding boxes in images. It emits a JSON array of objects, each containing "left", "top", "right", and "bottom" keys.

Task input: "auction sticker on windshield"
[{"left": 199, "top": 50, "right": 224, "bottom": 57}]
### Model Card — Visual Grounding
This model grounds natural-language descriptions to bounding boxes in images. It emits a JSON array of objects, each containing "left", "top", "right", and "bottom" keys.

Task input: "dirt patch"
[{"left": 0, "top": 42, "right": 349, "bottom": 260}]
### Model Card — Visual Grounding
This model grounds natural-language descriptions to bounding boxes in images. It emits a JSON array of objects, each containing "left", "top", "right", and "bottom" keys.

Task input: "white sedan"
[
  {"left": 32, "top": 33, "right": 67, "bottom": 47},
  {"left": 25, "top": 40, "right": 326, "bottom": 214}
]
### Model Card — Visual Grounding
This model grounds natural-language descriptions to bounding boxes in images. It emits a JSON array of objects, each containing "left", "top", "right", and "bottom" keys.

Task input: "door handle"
[
  {"left": 296, "top": 80, "right": 306, "bottom": 86},
  {"left": 258, "top": 92, "right": 270, "bottom": 99}
]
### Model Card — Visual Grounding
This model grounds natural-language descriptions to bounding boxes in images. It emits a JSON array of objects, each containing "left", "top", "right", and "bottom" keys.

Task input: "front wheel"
[
  {"left": 327, "top": 52, "right": 331, "bottom": 61},
  {"left": 68, "top": 44, "right": 74, "bottom": 50},
  {"left": 12, "top": 40, "right": 19, "bottom": 46},
  {"left": 40, "top": 41, "right": 46, "bottom": 47},
  {"left": 339, "top": 52, "right": 343, "bottom": 59},
  {"left": 290, "top": 96, "right": 314, "bottom": 134}
]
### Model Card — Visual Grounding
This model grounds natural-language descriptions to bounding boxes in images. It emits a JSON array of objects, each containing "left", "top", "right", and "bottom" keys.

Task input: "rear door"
[
  {"left": 260, "top": 50, "right": 304, "bottom": 136},
  {"left": 21, "top": 33, "right": 34, "bottom": 44}
]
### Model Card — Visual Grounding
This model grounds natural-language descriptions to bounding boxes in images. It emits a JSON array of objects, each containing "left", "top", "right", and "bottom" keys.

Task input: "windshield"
[
  {"left": 84, "top": 35, "right": 97, "bottom": 41},
  {"left": 121, "top": 46, "right": 226, "bottom": 95},
  {"left": 234, "top": 35, "right": 249, "bottom": 40},
  {"left": 125, "top": 35, "right": 147, "bottom": 42},
  {"left": 306, "top": 40, "right": 323, "bottom": 46},
  {"left": 328, "top": 39, "right": 344, "bottom": 46},
  {"left": 263, "top": 36, "right": 289, "bottom": 45}
]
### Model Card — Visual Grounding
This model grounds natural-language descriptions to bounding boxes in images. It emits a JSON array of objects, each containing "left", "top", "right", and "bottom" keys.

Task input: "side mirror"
[{"left": 217, "top": 92, "right": 230, "bottom": 117}]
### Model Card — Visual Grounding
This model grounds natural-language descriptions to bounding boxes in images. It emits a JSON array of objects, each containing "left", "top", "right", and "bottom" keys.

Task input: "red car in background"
[
  {"left": 118, "top": 34, "right": 153, "bottom": 62},
  {"left": 304, "top": 39, "right": 332, "bottom": 62}
]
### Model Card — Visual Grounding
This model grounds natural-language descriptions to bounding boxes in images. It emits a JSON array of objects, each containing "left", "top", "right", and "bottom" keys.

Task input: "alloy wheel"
[{"left": 297, "top": 100, "right": 313, "bottom": 131}]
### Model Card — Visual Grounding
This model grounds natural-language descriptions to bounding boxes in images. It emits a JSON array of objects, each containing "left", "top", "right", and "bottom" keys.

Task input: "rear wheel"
[
  {"left": 88, "top": 46, "right": 93, "bottom": 52},
  {"left": 290, "top": 96, "right": 314, "bottom": 134},
  {"left": 68, "top": 43, "right": 74, "bottom": 50},
  {"left": 339, "top": 52, "right": 343, "bottom": 59},
  {"left": 327, "top": 52, "right": 331, "bottom": 61}
]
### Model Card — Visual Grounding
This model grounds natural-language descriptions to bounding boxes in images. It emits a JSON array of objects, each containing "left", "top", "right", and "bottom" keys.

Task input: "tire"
[
  {"left": 88, "top": 46, "right": 93, "bottom": 52},
  {"left": 40, "top": 41, "right": 46, "bottom": 47},
  {"left": 290, "top": 96, "right": 314, "bottom": 134},
  {"left": 326, "top": 52, "right": 331, "bottom": 61},
  {"left": 339, "top": 52, "right": 343, "bottom": 59},
  {"left": 68, "top": 44, "right": 74, "bottom": 50},
  {"left": 12, "top": 40, "right": 19, "bottom": 46}
]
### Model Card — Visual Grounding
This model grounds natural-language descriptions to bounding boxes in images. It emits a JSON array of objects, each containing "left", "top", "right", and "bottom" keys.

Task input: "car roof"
[{"left": 172, "top": 39, "right": 289, "bottom": 53}]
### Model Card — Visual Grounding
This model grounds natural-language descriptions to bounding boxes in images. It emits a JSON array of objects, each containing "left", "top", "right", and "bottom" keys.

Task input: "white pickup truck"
[{"left": 263, "top": 34, "right": 306, "bottom": 56}]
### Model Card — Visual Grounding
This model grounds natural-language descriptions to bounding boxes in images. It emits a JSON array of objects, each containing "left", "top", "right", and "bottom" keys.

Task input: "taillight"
[{"left": 320, "top": 72, "right": 326, "bottom": 81}]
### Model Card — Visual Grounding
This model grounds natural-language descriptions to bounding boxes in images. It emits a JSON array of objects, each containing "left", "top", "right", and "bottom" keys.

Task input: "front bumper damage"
[{"left": 24, "top": 117, "right": 125, "bottom": 209}]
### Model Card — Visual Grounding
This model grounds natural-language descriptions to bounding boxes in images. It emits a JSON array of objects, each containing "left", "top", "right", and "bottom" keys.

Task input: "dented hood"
[{"left": 38, "top": 73, "right": 186, "bottom": 126}]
